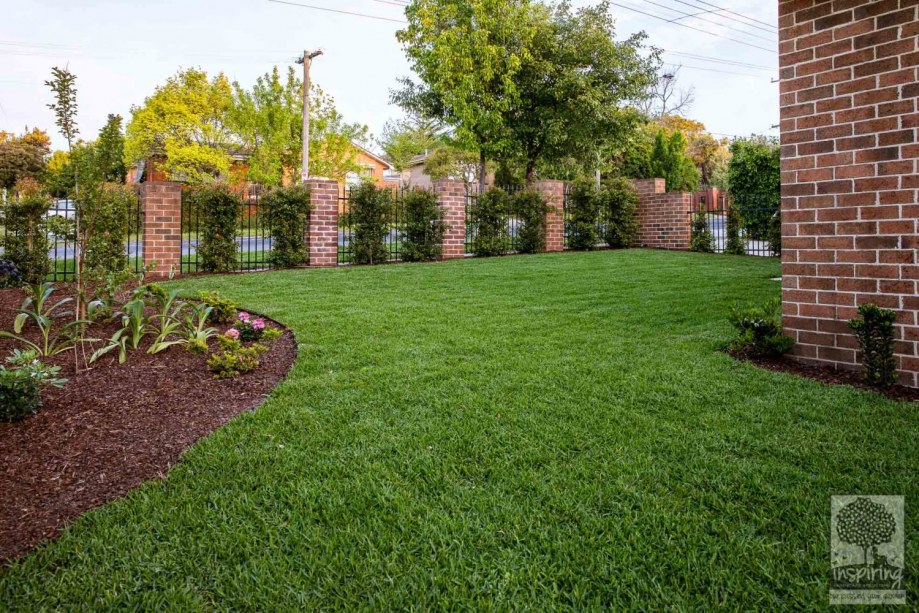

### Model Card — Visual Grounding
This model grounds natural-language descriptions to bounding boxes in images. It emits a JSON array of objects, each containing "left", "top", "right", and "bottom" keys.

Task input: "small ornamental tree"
[
  {"left": 598, "top": 177, "right": 638, "bottom": 249},
  {"left": 84, "top": 184, "right": 134, "bottom": 276},
  {"left": 690, "top": 205, "right": 714, "bottom": 253},
  {"left": 2, "top": 179, "right": 52, "bottom": 285},
  {"left": 191, "top": 183, "right": 241, "bottom": 273},
  {"left": 848, "top": 304, "right": 898, "bottom": 388},
  {"left": 349, "top": 181, "right": 392, "bottom": 265},
  {"left": 725, "top": 205, "right": 745, "bottom": 255},
  {"left": 565, "top": 178, "right": 600, "bottom": 251},
  {"left": 836, "top": 497, "right": 897, "bottom": 565},
  {"left": 264, "top": 184, "right": 312, "bottom": 268},
  {"left": 401, "top": 188, "right": 446, "bottom": 262},
  {"left": 512, "top": 189, "right": 549, "bottom": 254},
  {"left": 469, "top": 188, "right": 510, "bottom": 257}
]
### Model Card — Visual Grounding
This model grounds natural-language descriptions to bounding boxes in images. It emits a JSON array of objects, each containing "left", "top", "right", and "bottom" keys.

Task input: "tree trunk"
[
  {"left": 478, "top": 150, "right": 486, "bottom": 195},
  {"left": 525, "top": 160, "right": 537, "bottom": 187}
]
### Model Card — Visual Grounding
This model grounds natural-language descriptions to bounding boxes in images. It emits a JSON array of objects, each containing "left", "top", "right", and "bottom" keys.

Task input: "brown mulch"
[
  {"left": 0, "top": 287, "right": 297, "bottom": 563},
  {"left": 728, "top": 349, "right": 919, "bottom": 403}
]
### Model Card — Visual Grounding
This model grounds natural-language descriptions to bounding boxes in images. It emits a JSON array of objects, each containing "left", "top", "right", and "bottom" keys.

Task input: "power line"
[
  {"left": 673, "top": 63, "right": 770, "bottom": 77},
  {"left": 681, "top": 0, "right": 778, "bottom": 31},
  {"left": 663, "top": 50, "right": 775, "bottom": 71},
  {"left": 267, "top": 0, "right": 406, "bottom": 23},
  {"left": 608, "top": 1, "right": 775, "bottom": 53},
  {"left": 666, "top": 0, "right": 777, "bottom": 35},
  {"left": 636, "top": 0, "right": 776, "bottom": 43}
]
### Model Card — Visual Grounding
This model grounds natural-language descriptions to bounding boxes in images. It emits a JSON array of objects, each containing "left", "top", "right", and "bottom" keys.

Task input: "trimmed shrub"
[
  {"left": 512, "top": 189, "right": 549, "bottom": 254},
  {"left": 724, "top": 206, "right": 746, "bottom": 255},
  {"left": 848, "top": 303, "right": 898, "bottom": 388},
  {"left": 190, "top": 183, "right": 241, "bottom": 273},
  {"left": 0, "top": 368, "right": 40, "bottom": 423},
  {"left": 0, "top": 260, "right": 23, "bottom": 288},
  {"left": 401, "top": 189, "right": 446, "bottom": 262},
  {"left": 199, "top": 291, "right": 237, "bottom": 324},
  {"left": 84, "top": 183, "right": 135, "bottom": 275},
  {"left": 597, "top": 177, "right": 638, "bottom": 249},
  {"left": 565, "top": 178, "right": 600, "bottom": 251},
  {"left": 690, "top": 205, "right": 714, "bottom": 253},
  {"left": 469, "top": 189, "right": 510, "bottom": 257},
  {"left": 2, "top": 179, "right": 51, "bottom": 285},
  {"left": 349, "top": 182, "right": 392, "bottom": 265},
  {"left": 264, "top": 184, "right": 312, "bottom": 268},
  {"left": 728, "top": 299, "right": 794, "bottom": 358}
]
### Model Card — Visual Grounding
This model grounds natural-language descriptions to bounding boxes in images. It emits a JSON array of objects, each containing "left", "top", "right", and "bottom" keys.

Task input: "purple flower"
[
  {"left": 237, "top": 312, "right": 251, "bottom": 322},
  {"left": 252, "top": 318, "right": 266, "bottom": 331},
  {"left": 225, "top": 328, "right": 240, "bottom": 340}
]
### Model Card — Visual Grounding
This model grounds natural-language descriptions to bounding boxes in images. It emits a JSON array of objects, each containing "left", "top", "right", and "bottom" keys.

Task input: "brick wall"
[
  {"left": 535, "top": 180, "right": 566, "bottom": 252},
  {"left": 308, "top": 179, "right": 340, "bottom": 268},
  {"left": 433, "top": 179, "right": 468, "bottom": 259},
  {"left": 140, "top": 182, "right": 183, "bottom": 276},
  {"left": 633, "top": 179, "right": 694, "bottom": 250},
  {"left": 779, "top": 0, "right": 919, "bottom": 387}
]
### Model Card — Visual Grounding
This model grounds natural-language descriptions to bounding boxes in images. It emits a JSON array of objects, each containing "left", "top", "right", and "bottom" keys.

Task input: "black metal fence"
[
  {"left": 180, "top": 186, "right": 300, "bottom": 273},
  {"left": 689, "top": 205, "right": 780, "bottom": 257},
  {"left": 464, "top": 185, "right": 523, "bottom": 256},
  {"left": 337, "top": 186, "right": 407, "bottom": 265},
  {"left": 0, "top": 191, "right": 143, "bottom": 282}
]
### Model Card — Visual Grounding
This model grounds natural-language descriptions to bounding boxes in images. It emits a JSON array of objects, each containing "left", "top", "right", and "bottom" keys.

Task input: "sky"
[{"left": 0, "top": 0, "right": 779, "bottom": 152}]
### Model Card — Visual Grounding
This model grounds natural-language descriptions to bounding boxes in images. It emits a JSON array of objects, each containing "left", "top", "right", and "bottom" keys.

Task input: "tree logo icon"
[{"left": 830, "top": 495, "right": 905, "bottom": 606}]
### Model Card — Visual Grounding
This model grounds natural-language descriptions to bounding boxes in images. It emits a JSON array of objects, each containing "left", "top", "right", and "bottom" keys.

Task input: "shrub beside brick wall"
[
  {"left": 779, "top": 0, "right": 919, "bottom": 387},
  {"left": 633, "top": 179, "right": 694, "bottom": 250}
]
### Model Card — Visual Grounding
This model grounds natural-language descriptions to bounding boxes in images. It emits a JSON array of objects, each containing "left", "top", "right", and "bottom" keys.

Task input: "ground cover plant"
[{"left": 1, "top": 250, "right": 916, "bottom": 610}]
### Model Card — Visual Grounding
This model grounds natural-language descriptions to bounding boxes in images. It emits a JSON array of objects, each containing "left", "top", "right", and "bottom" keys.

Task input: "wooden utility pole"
[{"left": 297, "top": 49, "right": 323, "bottom": 182}]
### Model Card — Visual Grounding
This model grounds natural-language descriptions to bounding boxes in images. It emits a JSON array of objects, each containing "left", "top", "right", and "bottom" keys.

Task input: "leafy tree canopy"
[
  {"left": 650, "top": 129, "right": 700, "bottom": 192},
  {"left": 378, "top": 113, "right": 447, "bottom": 172}
]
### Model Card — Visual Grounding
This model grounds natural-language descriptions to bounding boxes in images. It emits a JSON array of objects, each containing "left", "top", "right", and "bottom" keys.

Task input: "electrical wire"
[
  {"left": 680, "top": 0, "right": 778, "bottom": 31},
  {"left": 666, "top": 0, "right": 776, "bottom": 35},
  {"left": 267, "top": 0, "right": 407, "bottom": 23},
  {"left": 637, "top": 0, "right": 776, "bottom": 43}
]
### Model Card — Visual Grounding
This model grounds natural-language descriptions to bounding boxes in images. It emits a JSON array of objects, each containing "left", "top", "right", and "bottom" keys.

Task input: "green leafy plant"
[
  {"left": 727, "top": 136, "right": 780, "bottom": 240},
  {"left": 768, "top": 210, "right": 782, "bottom": 256},
  {"left": 87, "top": 268, "right": 144, "bottom": 323},
  {"left": 91, "top": 288, "right": 152, "bottom": 363},
  {"left": 597, "top": 177, "right": 639, "bottom": 249},
  {"left": 147, "top": 289, "right": 188, "bottom": 354},
  {"left": 724, "top": 206, "right": 745, "bottom": 256},
  {"left": 1, "top": 179, "right": 52, "bottom": 285},
  {"left": 226, "top": 312, "right": 268, "bottom": 342},
  {"left": 565, "top": 178, "right": 600, "bottom": 251},
  {"left": 207, "top": 337, "right": 268, "bottom": 379},
  {"left": 0, "top": 260, "right": 23, "bottom": 289},
  {"left": 181, "top": 303, "right": 217, "bottom": 354},
  {"left": 728, "top": 298, "right": 794, "bottom": 358},
  {"left": 848, "top": 303, "right": 898, "bottom": 388},
  {"left": 264, "top": 184, "right": 312, "bottom": 268},
  {"left": 0, "top": 349, "right": 67, "bottom": 423},
  {"left": 82, "top": 183, "right": 135, "bottom": 276},
  {"left": 349, "top": 182, "right": 392, "bottom": 265},
  {"left": 401, "top": 188, "right": 446, "bottom": 262},
  {"left": 0, "top": 283, "right": 91, "bottom": 357},
  {"left": 512, "top": 189, "right": 549, "bottom": 254},
  {"left": 469, "top": 188, "right": 510, "bottom": 257},
  {"left": 690, "top": 205, "right": 714, "bottom": 253},
  {"left": 190, "top": 183, "right": 241, "bottom": 273},
  {"left": 262, "top": 327, "right": 282, "bottom": 343},
  {"left": 199, "top": 291, "right": 237, "bottom": 324}
]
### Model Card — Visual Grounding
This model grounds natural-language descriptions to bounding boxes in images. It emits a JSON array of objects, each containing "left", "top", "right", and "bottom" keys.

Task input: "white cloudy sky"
[{"left": 0, "top": 0, "right": 779, "bottom": 151}]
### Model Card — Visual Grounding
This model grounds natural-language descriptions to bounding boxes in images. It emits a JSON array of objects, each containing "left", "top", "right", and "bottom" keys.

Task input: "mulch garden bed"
[
  {"left": 729, "top": 349, "right": 919, "bottom": 403},
  {"left": 0, "top": 286, "right": 297, "bottom": 563}
]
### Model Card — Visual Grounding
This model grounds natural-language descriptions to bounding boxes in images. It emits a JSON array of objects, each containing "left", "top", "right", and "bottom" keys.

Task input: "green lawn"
[{"left": 1, "top": 250, "right": 916, "bottom": 610}]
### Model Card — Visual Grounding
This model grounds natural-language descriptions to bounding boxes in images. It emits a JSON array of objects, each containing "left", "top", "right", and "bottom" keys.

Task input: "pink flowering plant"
[{"left": 234, "top": 312, "right": 268, "bottom": 342}]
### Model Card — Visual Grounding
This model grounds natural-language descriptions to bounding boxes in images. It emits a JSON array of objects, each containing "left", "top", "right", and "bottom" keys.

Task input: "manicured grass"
[{"left": 1, "top": 250, "right": 916, "bottom": 610}]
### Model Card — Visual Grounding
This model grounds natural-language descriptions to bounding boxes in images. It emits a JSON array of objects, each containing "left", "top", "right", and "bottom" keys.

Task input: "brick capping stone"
[
  {"left": 308, "top": 179, "right": 340, "bottom": 268},
  {"left": 779, "top": 0, "right": 919, "bottom": 387},
  {"left": 140, "top": 182, "right": 183, "bottom": 276},
  {"left": 433, "top": 179, "right": 468, "bottom": 260},
  {"left": 535, "top": 180, "right": 566, "bottom": 252}
]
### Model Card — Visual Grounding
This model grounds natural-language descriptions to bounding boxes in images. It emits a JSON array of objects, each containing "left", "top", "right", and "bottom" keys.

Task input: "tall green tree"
[
  {"left": 0, "top": 134, "right": 49, "bottom": 190},
  {"left": 378, "top": 114, "right": 446, "bottom": 172},
  {"left": 649, "top": 129, "right": 700, "bottom": 192}
]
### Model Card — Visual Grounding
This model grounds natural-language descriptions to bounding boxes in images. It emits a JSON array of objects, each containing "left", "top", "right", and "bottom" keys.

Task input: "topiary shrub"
[
  {"left": 848, "top": 303, "right": 898, "bottom": 388},
  {"left": 469, "top": 188, "right": 510, "bottom": 257},
  {"left": 511, "top": 189, "right": 549, "bottom": 254},
  {"left": 565, "top": 178, "right": 600, "bottom": 251},
  {"left": 724, "top": 205, "right": 746, "bottom": 255},
  {"left": 597, "top": 177, "right": 639, "bottom": 249},
  {"left": 690, "top": 205, "right": 714, "bottom": 253},
  {"left": 84, "top": 183, "right": 135, "bottom": 276},
  {"left": 190, "top": 183, "right": 241, "bottom": 273},
  {"left": 0, "top": 260, "right": 23, "bottom": 288},
  {"left": 401, "top": 188, "right": 446, "bottom": 262},
  {"left": 264, "top": 184, "right": 312, "bottom": 268},
  {"left": 2, "top": 178, "right": 51, "bottom": 285},
  {"left": 349, "top": 182, "right": 392, "bottom": 265},
  {"left": 728, "top": 299, "right": 794, "bottom": 358}
]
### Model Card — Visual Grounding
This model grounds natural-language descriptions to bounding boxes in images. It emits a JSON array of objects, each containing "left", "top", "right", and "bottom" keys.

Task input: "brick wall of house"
[
  {"left": 779, "top": 0, "right": 919, "bottom": 387},
  {"left": 633, "top": 179, "right": 694, "bottom": 250},
  {"left": 308, "top": 179, "right": 340, "bottom": 268},
  {"left": 433, "top": 179, "right": 468, "bottom": 259},
  {"left": 536, "top": 180, "right": 566, "bottom": 252},
  {"left": 140, "top": 182, "right": 183, "bottom": 276}
]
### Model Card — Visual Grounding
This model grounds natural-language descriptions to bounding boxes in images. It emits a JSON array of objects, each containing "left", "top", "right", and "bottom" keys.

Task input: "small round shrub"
[
  {"left": 264, "top": 184, "right": 312, "bottom": 268},
  {"left": 189, "top": 183, "right": 242, "bottom": 273},
  {"left": 349, "top": 182, "right": 392, "bottom": 265},
  {"left": 0, "top": 260, "right": 23, "bottom": 289},
  {"left": 199, "top": 291, "right": 237, "bottom": 324},
  {"left": 512, "top": 189, "right": 549, "bottom": 254},
  {"left": 469, "top": 189, "right": 510, "bottom": 257},
  {"left": 0, "top": 368, "right": 42, "bottom": 423},
  {"left": 401, "top": 189, "right": 446, "bottom": 262}
]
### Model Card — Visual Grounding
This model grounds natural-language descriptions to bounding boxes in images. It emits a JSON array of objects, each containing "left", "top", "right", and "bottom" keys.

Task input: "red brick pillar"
[
  {"left": 308, "top": 179, "right": 339, "bottom": 267},
  {"left": 434, "top": 179, "right": 467, "bottom": 260},
  {"left": 535, "top": 180, "right": 566, "bottom": 252},
  {"left": 633, "top": 178, "right": 693, "bottom": 250},
  {"left": 140, "top": 182, "right": 182, "bottom": 276}
]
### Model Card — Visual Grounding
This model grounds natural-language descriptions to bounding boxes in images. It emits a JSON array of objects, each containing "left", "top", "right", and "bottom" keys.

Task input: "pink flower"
[
  {"left": 225, "top": 328, "right": 240, "bottom": 340},
  {"left": 237, "top": 312, "right": 251, "bottom": 322},
  {"left": 252, "top": 318, "right": 266, "bottom": 331}
]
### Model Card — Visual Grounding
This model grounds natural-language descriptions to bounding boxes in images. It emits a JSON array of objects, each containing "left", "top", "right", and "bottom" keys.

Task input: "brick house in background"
[{"left": 779, "top": 0, "right": 919, "bottom": 387}]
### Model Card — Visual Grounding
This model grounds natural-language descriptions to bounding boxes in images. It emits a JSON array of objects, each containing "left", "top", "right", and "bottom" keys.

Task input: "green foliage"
[
  {"left": 349, "top": 182, "right": 392, "bottom": 265},
  {"left": 379, "top": 114, "right": 446, "bottom": 172},
  {"left": 469, "top": 188, "right": 510, "bottom": 257},
  {"left": 650, "top": 130, "right": 700, "bottom": 193},
  {"left": 264, "top": 184, "right": 312, "bottom": 268},
  {"left": 768, "top": 210, "right": 782, "bottom": 256},
  {"left": 94, "top": 114, "right": 127, "bottom": 183},
  {"left": 83, "top": 184, "right": 134, "bottom": 276},
  {"left": 728, "top": 298, "right": 794, "bottom": 358},
  {"left": 401, "top": 188, "right": 445, "bottom": 262},
  {"left": 565, "top": 178, "right": 600, "bottom": 251},
  {"left": 848, "top": 304, "right": 898, "bottom": 388},
  {"left": 43, "top": 150, "right": 75, "bottom": 197},
  {"left": 147, "top": 289, "right": 187, "bottom": 355},
  {"left": 207, "top": 338, "right": 268, "bottom": 379},
  {"left": 199, "top": 291, "right": 237, "bottom": 324},
  {"left": 597, "top": 177, "right": 639, "bottom": 249},
  {"left": 511, "top": 189, "right": 549, "bottom": 254},
  {"left": 1, "top": 180, "right": 52, "bottom": 284},
  {"left": 0, "top": 283, "right": 91, "bottom": 357},
  {"left": 45, "top": 67, "right": 79, "bottom": 149},
  {"left": 190, "top": 183, "right": 242, "bottom": 273},
  {"left": 0, "top": 260, "right": 23, "bottom": 288},
  {"left": 690, "top": 205, "right": 714, "bottom": 253},
  {"left": 232, "top": 312, "right": 268, "bottom": 342},
  {"left": 181, "top": 303, "right": 217, "bottom": 354},
  {"left": 725, "top": 206, "right": 745, "bottom": 256},
  {"left": 91, "top": 289, "right": 152, "bottom": 364},
  {"left": 0, "top": 349, "right": 67, "bottom": 423},
  {"left": 262, "top": 327, "right": 282, "bottom": 343},
  {"left": 727, "top": 136, "right": 780, "bottom": 239},
  {"left": 422, "top": 146, "right": 485, "bottom": 189},
  {"left": 0, "top": 135, "right": 49, "bottom": 190}
]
